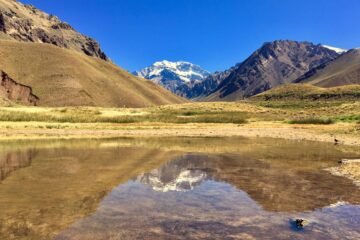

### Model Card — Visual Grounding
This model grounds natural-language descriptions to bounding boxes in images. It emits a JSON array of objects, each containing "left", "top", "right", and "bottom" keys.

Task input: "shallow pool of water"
[{"left": 0, "top": 137, "right": 359, "bottom": 239}]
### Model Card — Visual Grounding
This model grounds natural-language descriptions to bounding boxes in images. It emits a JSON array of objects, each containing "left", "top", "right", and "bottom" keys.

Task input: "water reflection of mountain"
[
  {"left": 137, "top": 155, "right": 210, "bottom": 192},
  {"left": 136, "top": 153, "right": 360, "bottom": 212},
  {"left": 57, "top": 152, "right": 360, "bottom": 240},
  {"left": 0, "top": 149, "right": 36, "bottom": 182}
]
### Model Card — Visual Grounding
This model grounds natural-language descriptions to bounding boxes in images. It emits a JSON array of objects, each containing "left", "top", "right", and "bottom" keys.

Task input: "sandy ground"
[{"left": 327, "top": 162, "right": 360, "bottom": 187}]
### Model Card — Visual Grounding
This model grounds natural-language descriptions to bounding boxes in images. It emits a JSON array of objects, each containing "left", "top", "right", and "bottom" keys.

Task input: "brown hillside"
[
  {"left": 0, "top": 40, "right": 185, "bottom": 107},
  {"left": 296, "top": 49, "right": 360, "bottom": 87}
]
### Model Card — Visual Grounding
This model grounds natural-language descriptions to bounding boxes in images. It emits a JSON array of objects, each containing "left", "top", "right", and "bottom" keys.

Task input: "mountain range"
[
  {"left": 137, "top": 41, "right": 351, "bottom": 100},
  {"left": 205, "top": 41, "right": 342, "bottom": 101},
  {"left": 0, "top": 0, "right": 358, "bottom": 107}
]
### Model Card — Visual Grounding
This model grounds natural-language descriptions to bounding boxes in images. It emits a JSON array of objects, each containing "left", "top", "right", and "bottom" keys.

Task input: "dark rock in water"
[{"left": 294, "top": 219, "right": 308, "bottom": 229}]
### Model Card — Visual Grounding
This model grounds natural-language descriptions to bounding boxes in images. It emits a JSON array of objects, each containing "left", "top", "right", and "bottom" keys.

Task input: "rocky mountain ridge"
[
  {"left": 295, "top": 48, "right": 360, "bottom": 87},
  {"left": 136, "top": 41, "right": 347, "bottom": 100},
  {"left": 205, "top": 40, "right": 341, "bottom": 101},
  {"left": 0, "top": 0, "right": 107, "bottom": 60}
]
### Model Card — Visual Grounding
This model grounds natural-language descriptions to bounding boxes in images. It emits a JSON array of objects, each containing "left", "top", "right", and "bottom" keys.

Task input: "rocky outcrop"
[
  {"left": 0, "top": 71, "right": 39, "bottom": 105},
  {"left": 0, "top": 0, "right": 107, "bottom": 60}
]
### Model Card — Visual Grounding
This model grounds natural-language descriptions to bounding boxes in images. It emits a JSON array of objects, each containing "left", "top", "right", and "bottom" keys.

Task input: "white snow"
[
  {"left": 135, "top": 60, "right": 209, "bottom": 83},
  {"left": 322, "top": 45, "right": 347, "bottom": 54}
]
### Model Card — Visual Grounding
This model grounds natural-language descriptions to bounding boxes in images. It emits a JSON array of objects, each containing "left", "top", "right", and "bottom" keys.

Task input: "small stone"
[{"left": 295, "top": 219, "right": 309, "bottom": 229}]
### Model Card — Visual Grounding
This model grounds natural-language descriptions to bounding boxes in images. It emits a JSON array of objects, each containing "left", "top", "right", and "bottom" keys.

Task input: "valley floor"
[
  {"left": 0, "top": 100, "right": 359, "bottom": 186},
  {"left": 0, "top": 101, "right": 358, "bottom": 144}
]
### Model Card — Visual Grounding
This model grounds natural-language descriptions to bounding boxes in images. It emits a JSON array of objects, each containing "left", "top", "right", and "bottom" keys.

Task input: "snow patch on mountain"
[{"left": 322, "top": 45, "right": 347, "bottom": 54}]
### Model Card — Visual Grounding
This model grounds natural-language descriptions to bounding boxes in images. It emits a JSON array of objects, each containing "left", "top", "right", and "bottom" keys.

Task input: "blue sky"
[{"left": 20, "top": 0, "right": 360, "bottom": 72}]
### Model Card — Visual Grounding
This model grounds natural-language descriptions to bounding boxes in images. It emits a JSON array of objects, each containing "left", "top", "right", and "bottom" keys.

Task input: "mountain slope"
[
  {"left": 0, "top": 0, "right": 107, "bottom": 60},
  {"left": 134, "top": 60, "right": 210, "bottom": 98},
  {"left": 205, "top": 40, "right": 341, "bottom": 101},
  {"left": 252, "top": 84, "right": 360, "bottom": 101},
  {"left": 296, "top": 49, "right": 360, "bottom": 87},
  {"left": 191, "top": 66, "right": 238, "bottom": 99},
  {"left": 0, "top": 40, "right": 185, "bottom": 107}
]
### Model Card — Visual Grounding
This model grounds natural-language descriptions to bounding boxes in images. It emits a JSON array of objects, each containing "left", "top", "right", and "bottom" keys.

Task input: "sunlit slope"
[
  {"left": 252, "top": 84, "right": 360, "bottom": 101},
  {"left": 297, "top": 49, "right": 360, "bottom": 87},
  {"left": 0, "top": 41, "right": 185, "bottom": 107}
]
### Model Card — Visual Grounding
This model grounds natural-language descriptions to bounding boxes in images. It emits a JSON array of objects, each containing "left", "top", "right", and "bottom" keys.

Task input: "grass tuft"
[{"left": 288, "top": 118, "right": 335, "bottom": 125}]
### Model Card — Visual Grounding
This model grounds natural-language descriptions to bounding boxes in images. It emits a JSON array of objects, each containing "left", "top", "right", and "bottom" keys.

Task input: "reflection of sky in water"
[{"left": 56, "top": 154, "right": 360, "bottom": 240}]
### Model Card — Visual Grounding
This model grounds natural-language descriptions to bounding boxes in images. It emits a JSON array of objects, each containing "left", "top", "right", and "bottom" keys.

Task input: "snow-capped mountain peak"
[
  {"left": 322, "top": 45, "right": 348, "bottom": 54},
  {"left": 135, "top": 60, "right": 210, "bottom": 83},
  {"left": 133, "top": 60, "right": 210, "bottom": 98}
]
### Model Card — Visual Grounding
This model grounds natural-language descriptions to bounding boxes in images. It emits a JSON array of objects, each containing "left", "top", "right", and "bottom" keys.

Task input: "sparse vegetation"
[
  {"left": 0, "top": 98, "right": 358, "bottom": 143},
  {"left": 0, "top": 107, "right": 248, "bottom": 124},
  {"left": 336, "top": 115, "right": 360, "bottom": 122}
]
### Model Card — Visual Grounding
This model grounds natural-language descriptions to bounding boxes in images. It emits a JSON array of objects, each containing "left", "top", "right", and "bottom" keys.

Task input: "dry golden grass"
[
  {"left": 0, "top": 100, "right": 358, "bottom": 146},
  {"left": 0, "top": 100, "right": 358, "bottom": 125},
  {"left": 0, "top": 40, "right": 185, "bottom": 107}
]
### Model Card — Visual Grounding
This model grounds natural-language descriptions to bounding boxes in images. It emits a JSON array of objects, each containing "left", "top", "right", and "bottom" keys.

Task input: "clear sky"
[{"left": 20, "top": 0, "right": 360, "bottom": 72}]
